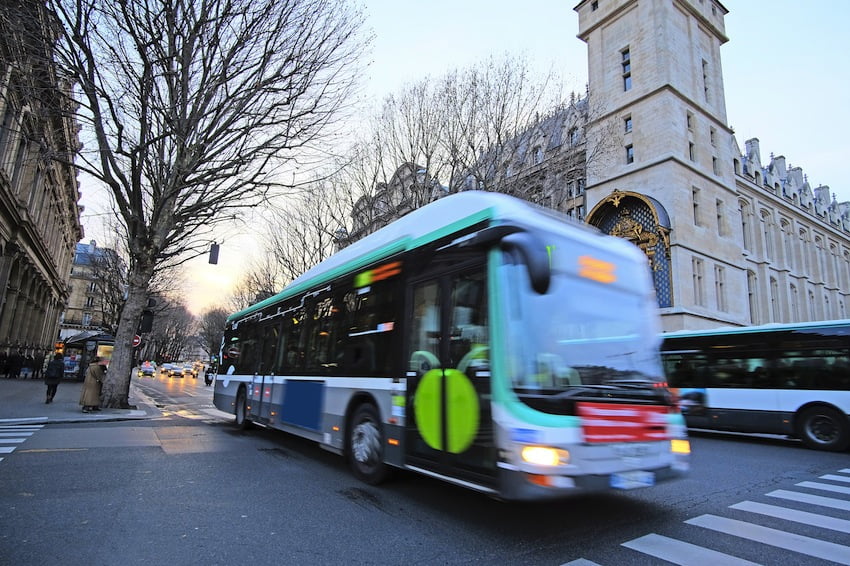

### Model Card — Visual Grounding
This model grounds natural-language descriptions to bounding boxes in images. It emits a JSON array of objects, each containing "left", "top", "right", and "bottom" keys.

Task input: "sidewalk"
[{"left": 0, "top": 375, "right": 161, "bottom": 425}]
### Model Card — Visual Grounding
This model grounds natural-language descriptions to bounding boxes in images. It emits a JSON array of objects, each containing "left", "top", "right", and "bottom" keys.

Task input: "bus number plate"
[{"left": 611, "top": 470, "right": 655, "bottom": 490}]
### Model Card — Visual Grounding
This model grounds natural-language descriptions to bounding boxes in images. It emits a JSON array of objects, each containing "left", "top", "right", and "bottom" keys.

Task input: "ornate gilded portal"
[{"left": 587, "top": 190, "right": 672, "bottom": 307}]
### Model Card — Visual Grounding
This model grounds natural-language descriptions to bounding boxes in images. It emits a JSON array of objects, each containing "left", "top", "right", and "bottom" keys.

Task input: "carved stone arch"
[{"left": 586, "top": 190, "right": 673, "bottom": 307}]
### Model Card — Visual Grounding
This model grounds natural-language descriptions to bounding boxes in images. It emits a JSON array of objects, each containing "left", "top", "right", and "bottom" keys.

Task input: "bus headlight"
[
  {"left": 671, "top": 439, "right": 691, "bottom": 454},
  {"left": 521, "top": 446, "right": 570, "bottom": 466}
]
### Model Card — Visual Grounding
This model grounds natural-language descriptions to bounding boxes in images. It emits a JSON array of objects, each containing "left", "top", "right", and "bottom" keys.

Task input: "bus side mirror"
[{"left": 501, "top": 232, "right": 550, "bottom": 294}]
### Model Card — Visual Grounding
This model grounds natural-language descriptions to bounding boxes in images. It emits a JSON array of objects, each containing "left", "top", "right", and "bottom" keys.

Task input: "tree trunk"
[{"left": 101, "top": 265, "right": 153, "bottom": 408}]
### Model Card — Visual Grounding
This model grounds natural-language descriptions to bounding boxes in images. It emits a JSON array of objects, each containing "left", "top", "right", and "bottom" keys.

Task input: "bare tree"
[
  {"left": 197, "top": 307, "right": 228, "bottom": 361},
  {"left": 87, "top": 240, "right": 127, "bottom": 335},
  {"left": 39, "top": 0, "right": 368, "bottom": 407}
]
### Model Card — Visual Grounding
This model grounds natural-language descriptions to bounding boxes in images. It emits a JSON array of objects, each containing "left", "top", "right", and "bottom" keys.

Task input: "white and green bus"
[
  {"left": 213, "top": 191, "right": 690, "bottom": 500},
  {"left": 661, "top": 320, "right": 850, "bottom": 451}
]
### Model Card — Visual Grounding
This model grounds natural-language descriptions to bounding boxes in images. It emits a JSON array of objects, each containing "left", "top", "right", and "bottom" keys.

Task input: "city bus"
[
  {"left": 661, "top": 320, "right": 850, "bottom": 451},
  {"left": 212, "top": 191, "right": 690, "bottom": 500}
]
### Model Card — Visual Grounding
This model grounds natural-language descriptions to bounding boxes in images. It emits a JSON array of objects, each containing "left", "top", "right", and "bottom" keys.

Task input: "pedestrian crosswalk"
[
  {"left": 0, "top": 424, "right": 44, "bottom": 463},
  {"left": 565, "top": 468, "right": 850, "bottom": 566}
]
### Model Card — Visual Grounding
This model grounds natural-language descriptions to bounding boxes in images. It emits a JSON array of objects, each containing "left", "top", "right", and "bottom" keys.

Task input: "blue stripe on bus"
[{"left": 281, "top": 380, "right": 324, "bottom": 431}]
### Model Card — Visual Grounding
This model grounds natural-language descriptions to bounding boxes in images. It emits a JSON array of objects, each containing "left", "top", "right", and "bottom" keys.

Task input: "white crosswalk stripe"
[
  {"left": 622, "top": 533, "right": 761, "bottom": 565},
  {"left": 0, "top": 424, "right": 45, "bottom": 463},
  {"left": 567, "top": 467, "right": 850, "bottom": 565}
]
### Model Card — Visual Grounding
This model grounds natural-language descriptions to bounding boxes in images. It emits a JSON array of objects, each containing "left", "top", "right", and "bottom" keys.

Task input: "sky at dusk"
[{"left": 77, "top": 0, "right": 850, "bottom": 314}]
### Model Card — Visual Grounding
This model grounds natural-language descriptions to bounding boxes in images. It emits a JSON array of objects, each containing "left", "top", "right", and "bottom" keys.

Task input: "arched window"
[
  {"left": 814, "top": 236, "right": 826, "bottom": 283},
  {"left": 759, "top": 210, "right": 773, "bottom": 259},
  {"left": 780, "top": 220, "right": 794, "bottom": 270},
  {"left": 747, "top": 270, "right": 758, "bottom": 324},
  {"left": 789, "top": 283, "right": 799, "bottom": 321},
  {"left": 739, "top": 200, "right": 751, "bottom": 250},
  {"left": 808, "top": 290, "right": 817, "bottom": 321},
  {"left": 769, "top": 277, "right": 780, "bottom": 322}
]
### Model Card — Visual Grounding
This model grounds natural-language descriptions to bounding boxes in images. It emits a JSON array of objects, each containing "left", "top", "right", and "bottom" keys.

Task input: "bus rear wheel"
[
  {"left": 347, "top": 403, "right": 390, "bottom": 485},
  {"left": 797, "top": 406, "right": 849, "bottom": 451},
  {"left": 235, "top": 386, "right": 251, "bottom": 430}
]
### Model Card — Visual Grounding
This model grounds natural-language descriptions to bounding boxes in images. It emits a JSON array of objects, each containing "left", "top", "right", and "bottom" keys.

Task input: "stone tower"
[{"left": 577, "top": 0, "right": 747, "bottom": 331}]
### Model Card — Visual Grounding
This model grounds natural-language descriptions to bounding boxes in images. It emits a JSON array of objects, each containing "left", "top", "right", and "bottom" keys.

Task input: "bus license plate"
[{"left": 611, "top": 470, "right": 655, "bottom": 490}]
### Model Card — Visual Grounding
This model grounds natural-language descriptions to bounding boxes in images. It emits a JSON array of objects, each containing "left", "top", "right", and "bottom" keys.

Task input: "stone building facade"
[
  {"left": 346, "top": 0, "right": 849, "bottom": 332},
  {"left": 576, "top": 0, "right": 849, "bottom": 331},
  {"left": 0, "top": 1, "right": 83, "bottom": 355},
  {"left": 59, "top": 241, "right": 121, "bottom": 341}
]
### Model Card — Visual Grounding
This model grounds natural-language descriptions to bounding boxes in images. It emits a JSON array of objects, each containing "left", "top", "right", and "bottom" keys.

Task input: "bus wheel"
[
  {"left": 347, "top": 403, "right": 390, "bottom": 485},
  {"left": 797, "top": 406, "right": 849, "bottom": 451},
  {"left": 235, "top": 386, "right": 251, "bottom": 430}
]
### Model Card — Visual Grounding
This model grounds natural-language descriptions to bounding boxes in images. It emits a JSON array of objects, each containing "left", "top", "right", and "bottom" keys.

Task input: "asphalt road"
[{"left": 1, "top": 375, "right": 848, "bottom": 566}]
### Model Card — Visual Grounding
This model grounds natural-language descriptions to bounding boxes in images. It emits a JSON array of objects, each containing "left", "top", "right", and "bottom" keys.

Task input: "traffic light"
[{"left": 209, "top": 242, "right": 219, "bottom": 264}]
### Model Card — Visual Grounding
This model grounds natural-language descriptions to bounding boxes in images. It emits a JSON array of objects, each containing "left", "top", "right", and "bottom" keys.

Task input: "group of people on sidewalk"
[
  {"left": 41, "top": 355, "right": 106, "bottom": 413},
  {"left": 1, "top": 350, "right": 46, "bottom": 379}
]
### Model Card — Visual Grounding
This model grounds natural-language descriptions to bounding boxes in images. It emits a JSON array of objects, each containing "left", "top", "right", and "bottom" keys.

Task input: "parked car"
[{"left": 137, "top": 362, "right": 157, "bottom": 377}]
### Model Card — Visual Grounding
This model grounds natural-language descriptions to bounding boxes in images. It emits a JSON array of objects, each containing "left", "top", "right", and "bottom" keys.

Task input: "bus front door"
[{"left": 405, "top": 263, "right": 497, "bottom": 488}]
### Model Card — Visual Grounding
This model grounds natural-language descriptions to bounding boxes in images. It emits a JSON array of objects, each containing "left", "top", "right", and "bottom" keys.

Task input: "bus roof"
[
  {"left": 227, "top": 191, "right": 627, "bottom": 322},
  {"left": 662, "top": 319, "right": 850, "bottom": 339}
]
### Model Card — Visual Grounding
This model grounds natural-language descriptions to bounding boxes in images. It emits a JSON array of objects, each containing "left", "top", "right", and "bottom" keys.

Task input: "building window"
[
  {"left": 790, "top": 283, "right": 799, "bottom": 321},
  {"left": 760, "top": 211, "right": 773, "bottom": 259},
  {"left": 715, "top": 265, "right": 727, "bottom": 312},
  {"left": 569, "top": 127, "right": 580, "bottom": 146},
  {"left": 85, "top": 296, "right": 94, "bottom": 308},
  {"left": 686, "top": 111, "right": 694, "bottom": 130},
  {"left": 747, "top": 270, "right": 758, "bottom": 324},
  {"left": 533, "top": 146, "right": 543, "bottom": 164},
  {"left": 625, "top": 144, "right": 634, "bottom": 164},
  {"left": 716, "top": 199, "right": 726, "bottom": 236},
  {"left": 621, "top": 48, "right": 631, "bottom": 91},
  {"left": 692, "top": 257, "right": 705, "bottom": 306},
  {"left": 712, "top": 156, "right": 720, "bottom": 175},
  {"left": 624, "top": 115, "right": 632, "bottom": 133},
  {"left": 82, "top": 312, "right": 92, "bottom": 326},
  {"left": 770, "top": 277, "right": 780, "bottom": 322},
  {"left": 591, "top": 0, "right": 598, "bottom": 10},
  {"left": 702, "top": 59, "right": 710, "bottom": 102},
  {"left": 576, "top": 178, "right": 585, "bottom": 194},
  {"left": 740, "top": 200, "right": 751, "bottom": 251},
  {"left": 688, "top": 142, "right": 696, "bottom": 162},
  {"left": 710, "top": 126, "right": 717, "bottom": 146},
  {"left": 692, "top": 187, "right": 701, "bottom": 226}
]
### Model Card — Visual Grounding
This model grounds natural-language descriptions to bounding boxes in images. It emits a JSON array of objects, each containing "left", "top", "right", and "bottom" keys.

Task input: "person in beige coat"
[{"left": 79, "top": 357, "right": 105, "bottom": 412}]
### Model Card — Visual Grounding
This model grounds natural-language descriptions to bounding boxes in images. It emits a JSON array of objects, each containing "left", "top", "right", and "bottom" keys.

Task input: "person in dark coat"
[
  {"left": 8, "top": 350, "right": 23, "bottom": 379},
  {"left": 44, "top": 353, "right": 64, "bottom": 404}
]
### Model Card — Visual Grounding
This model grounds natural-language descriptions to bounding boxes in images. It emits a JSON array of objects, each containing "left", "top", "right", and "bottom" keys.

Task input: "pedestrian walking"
[
  {"left": 44, "top": 353, "right": 64, "bottom": 404},
  {"left": 79, "top": 356, "right": 105, "bottom": 413}
]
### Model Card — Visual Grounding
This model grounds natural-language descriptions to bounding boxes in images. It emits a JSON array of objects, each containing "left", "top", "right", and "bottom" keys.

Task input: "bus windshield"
[{"left": 502, "top": 240, "right": 663, "bottom": 394}]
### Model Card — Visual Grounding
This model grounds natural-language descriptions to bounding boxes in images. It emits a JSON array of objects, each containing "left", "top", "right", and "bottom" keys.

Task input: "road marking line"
[
  {"left": 622, "top": 533, "right": 761, "bottom": 565},
  {"left": 0, "top": 438, "right": 27, "bottom": 443},
  {"left": 731, "top": 500, "right": 850, "bottom": 532},
  {"left": 0, "top": 432, "right": 34, "bottom": 437},
  {"left": 561, "top": 559, "right": 603, "bottom": 566},
  {"left": 768, "top": 489, "right": 850, "bottom": 511},
  {"left": 686, "top": 514, "right": 850, "bottom": 565},
  {"left": 796, "top": 481, "right": 850, "bottom": 495},
  {"left": 0, "top": 446, "right": 15, "bottom": 453},
  {"left": 819, "top": 474, "right": 850, "bottom": 484}
]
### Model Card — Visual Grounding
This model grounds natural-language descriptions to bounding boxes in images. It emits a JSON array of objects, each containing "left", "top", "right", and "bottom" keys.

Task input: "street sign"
[{"left": 132, "top": 335, "right": 142, "bottom": 347}]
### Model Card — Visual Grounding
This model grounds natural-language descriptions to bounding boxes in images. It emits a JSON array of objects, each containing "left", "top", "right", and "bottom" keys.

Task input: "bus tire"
[
  {"left": 797, "top": 406, "right": 849, "bottom": 451},
  {"left": 347, "top": 403, "right": 390, "bottom": 485},
  {"left": 234, "top": 386, "right": 251, "bottom": 430}
]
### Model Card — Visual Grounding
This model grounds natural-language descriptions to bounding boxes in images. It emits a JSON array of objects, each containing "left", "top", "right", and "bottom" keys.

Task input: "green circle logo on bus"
[{"left": 414, "top": 368, "right": 479, "bottom": 453}]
